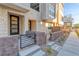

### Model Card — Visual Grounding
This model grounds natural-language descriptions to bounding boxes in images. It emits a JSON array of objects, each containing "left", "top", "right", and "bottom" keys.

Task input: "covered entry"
[{"left": 28, "top": 20, "right": 36, "bottom": 31}]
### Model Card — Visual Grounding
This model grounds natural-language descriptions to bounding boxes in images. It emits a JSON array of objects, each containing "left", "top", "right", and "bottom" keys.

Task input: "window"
[
  {"left": 30, "top": 3, "right": 39, "bottom": 11},
  {"left": 49, "top": 4, "right": 56, "bottom": 19},
  {"left": 10, "top": 15, "right": 19, "bottom": 35}
]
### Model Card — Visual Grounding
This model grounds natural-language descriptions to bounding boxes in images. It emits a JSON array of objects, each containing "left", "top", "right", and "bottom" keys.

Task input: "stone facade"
[{"left": 0, "top": 36, "right": 19, "bottom": 56}]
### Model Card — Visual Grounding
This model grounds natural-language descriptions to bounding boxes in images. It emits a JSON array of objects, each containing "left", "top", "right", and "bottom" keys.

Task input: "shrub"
[{"left": 46, "top": 45, "right": 53, "bottom": 55}]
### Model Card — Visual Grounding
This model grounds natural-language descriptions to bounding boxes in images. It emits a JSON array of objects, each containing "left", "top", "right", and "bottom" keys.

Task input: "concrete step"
[
  {"left": 51, "top": 44, "right": 62, "bottom": 52},
  {"left": 19, "top": 45, "right": 40, "bottom": 56},
  {"left": 32, "top": 50, "right": 45, "bottom": 56}
]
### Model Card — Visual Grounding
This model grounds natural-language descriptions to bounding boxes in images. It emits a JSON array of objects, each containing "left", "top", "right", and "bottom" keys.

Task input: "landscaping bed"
[
  {"left": 75, "top": 29, "right": 79, "bottom": 37},
  {"left": 42, "top": 31, "right": 70, "bottom": 56},
  {"left": 55, "top": 32, "right": 69, "bottom": 46},
  {"left": 49, "top": 31, "right": 70, "bottom": 46}
]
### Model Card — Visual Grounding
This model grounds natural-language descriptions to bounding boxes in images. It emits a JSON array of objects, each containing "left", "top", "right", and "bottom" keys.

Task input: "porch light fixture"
[
  {"left": 40, "top": 21, "right": 43, "bottom": 24},
  {"left": 46, "top": 23, "right": 48, "bottom": 27},
  {"left": 51, "top": 24, "right": 53, "bottom": 27}
]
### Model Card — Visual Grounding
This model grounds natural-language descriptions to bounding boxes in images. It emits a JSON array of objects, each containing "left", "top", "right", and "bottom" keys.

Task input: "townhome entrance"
[
  {"left": 9, "top": 14, "right": 24, "bottom": 35},
  {"left": 28, "top": 20, "right": 36, "bottom": 31},
  {"left": 10, "top": 15, "right": 19, "bottom": 35}
]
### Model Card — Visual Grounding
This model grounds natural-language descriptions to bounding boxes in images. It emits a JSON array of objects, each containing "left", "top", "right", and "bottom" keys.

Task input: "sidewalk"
[{"left": 58, "top": 31, "right": 79, "bottom": 56}]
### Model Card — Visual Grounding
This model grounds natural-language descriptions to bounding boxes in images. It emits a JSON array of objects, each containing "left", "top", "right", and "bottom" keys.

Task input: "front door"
[{"left": 10, "top": 15, "right": 19, "bottom": 35}]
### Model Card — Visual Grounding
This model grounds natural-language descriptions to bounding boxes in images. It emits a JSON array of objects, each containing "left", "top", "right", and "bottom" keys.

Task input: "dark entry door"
[{"left": 10, "top": 15, "right": 19, "bottom": 35}]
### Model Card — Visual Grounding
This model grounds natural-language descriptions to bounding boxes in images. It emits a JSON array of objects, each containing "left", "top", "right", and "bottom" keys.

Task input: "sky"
[{"left": 64, "top": 3, "right": 79, "bottom": 24}]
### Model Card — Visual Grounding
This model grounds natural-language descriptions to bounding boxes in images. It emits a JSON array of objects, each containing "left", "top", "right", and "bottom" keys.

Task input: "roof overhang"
[{"left": 0, "top": 3, "right": 30, "bottom": 13}]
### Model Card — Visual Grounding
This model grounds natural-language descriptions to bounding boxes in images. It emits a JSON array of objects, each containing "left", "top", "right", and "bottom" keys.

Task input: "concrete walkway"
[{"left": 58, "top": 31, "right": 79, "bottom": 56}]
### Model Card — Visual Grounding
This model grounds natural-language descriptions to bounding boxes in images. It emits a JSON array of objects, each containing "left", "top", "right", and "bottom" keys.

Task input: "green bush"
[{"left": 46, "top": 45, "right": 53, "bottom": 55}]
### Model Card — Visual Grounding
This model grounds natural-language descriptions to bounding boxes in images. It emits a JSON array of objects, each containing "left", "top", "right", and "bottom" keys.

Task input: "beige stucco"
[{"left": 0, "top": 6, "right": 8, "bottom": 37}]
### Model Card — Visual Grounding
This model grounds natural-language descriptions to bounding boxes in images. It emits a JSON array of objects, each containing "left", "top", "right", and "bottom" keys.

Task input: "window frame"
[{"left": 30, "top": 3, "right": 40, "bottom": 12}]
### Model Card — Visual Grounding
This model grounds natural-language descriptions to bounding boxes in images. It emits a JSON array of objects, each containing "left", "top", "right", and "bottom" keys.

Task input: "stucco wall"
[
  {"left": 24, "top": 9, "right": 43, "bottom": 32},
  {"left": 0, "top": 6, "right": 8, "bottom": 37}
]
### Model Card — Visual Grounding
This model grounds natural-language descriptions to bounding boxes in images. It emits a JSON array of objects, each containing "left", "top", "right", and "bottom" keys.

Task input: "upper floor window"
[
  {"left": 30, "top": 3, "right": 39, "bottom": 12},
  {"left": 49, "top": 4, "right": 56, "bottom": 19}
]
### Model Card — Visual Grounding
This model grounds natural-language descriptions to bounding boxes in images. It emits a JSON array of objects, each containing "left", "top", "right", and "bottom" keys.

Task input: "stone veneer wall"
[
  {"left": 35, "top": 32, "right": 46, "bottom": 46},
  {"left": 0, "top": 36, "right": 19, "bottom": 56}
]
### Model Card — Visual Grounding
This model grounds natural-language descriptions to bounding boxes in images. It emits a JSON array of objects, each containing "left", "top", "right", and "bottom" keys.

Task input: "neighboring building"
[
  {"left": 40, "top": 3, "right": 64, "bottom": 32},
  {"left": 0, "top": 3, "right": 64, "bottom": 37}
]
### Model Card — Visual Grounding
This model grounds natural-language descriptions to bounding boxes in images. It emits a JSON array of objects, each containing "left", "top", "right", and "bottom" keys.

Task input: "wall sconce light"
[
  {"left": 40, "top": 21, "right": 43, "bottom": 24},
  {"left": 46, "top": 23, "right": 48, "bottom": 27},
  {"left": 52, "top": 24, "right": 53, "bottom": 27}
]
